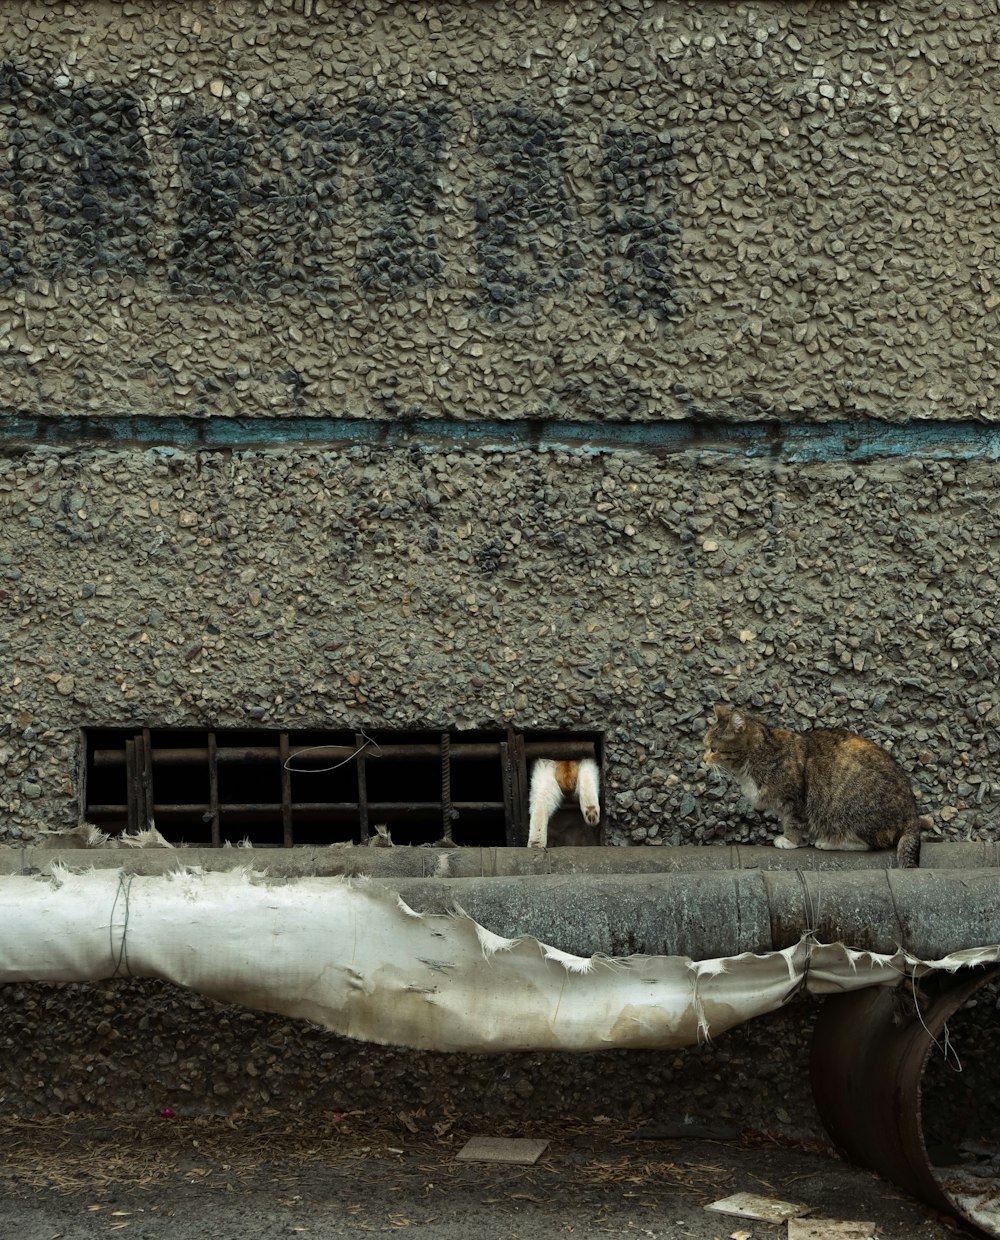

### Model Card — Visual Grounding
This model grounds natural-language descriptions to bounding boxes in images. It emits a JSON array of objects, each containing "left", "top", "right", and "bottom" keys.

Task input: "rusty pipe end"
[{"left": 810, "top": 966, "right": 1000, "bottom": 1240}]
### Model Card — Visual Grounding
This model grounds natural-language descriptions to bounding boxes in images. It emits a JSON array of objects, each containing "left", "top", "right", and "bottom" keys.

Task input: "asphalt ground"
[{"left": 0, "top": 1112, "right": 968, "bottom": 1240}]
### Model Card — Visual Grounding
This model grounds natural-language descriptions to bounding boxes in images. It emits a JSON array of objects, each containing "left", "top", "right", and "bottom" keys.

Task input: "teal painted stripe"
[
  {"left": 780, "top": 421, "right": 1000, "bottom": 463},
  {"left": 1, "top": 414, "right": 1000, "bottom": 462}
]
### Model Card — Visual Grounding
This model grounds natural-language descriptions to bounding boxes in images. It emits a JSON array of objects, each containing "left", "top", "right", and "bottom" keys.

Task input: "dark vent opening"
[{"left": 83, "top": 727, "right": 604, "bottom": 848}]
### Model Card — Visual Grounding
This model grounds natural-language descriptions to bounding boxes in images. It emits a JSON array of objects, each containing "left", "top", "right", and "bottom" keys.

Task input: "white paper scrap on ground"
[
  {"left": 1, "top": 867, "right": 999, "bottom": 1053},
  {"left": 706, "top": 1192, "right": 810, "bottom": 1222},
  {"left": 788, "top": 1220, "right": 877, "bottom": 1240}
]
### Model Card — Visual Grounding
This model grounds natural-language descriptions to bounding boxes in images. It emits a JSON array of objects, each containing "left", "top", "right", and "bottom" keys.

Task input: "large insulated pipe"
[
  {"left": 4, "top": 850, "right": 999, "bottom": 958},
  {"left": 4, "top": 845, "right": 997, "bottom": 1232},
  {"left": 811, "top": 967, "right": 1000, "bottom": 1240},
  {"left": 378, "top": 867, "right": 1000, "bottom": 958}
]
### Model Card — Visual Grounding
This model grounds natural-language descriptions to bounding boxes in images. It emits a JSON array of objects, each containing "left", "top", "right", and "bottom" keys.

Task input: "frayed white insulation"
[{"left": 1, "top": 868, "right": 999, "bottom": 1052}]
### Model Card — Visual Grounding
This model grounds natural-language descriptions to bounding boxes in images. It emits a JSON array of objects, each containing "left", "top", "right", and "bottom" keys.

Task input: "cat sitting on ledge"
[{"left": 703, "top": 702, "right": 927, "bottom": 867}]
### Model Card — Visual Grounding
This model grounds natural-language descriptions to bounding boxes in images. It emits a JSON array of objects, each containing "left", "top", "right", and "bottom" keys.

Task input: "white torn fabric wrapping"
[{"left": 1, "top": 868, "right": 999, "bottom": 1051}]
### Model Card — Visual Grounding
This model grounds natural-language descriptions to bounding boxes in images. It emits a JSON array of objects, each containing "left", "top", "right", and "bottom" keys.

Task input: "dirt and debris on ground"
[
  {"left": 0, "top": 1111, "right": 966, "bottom": 1240},
  {"left": 935, "top": 1153, "right": 1000, "bottom": 1238}
]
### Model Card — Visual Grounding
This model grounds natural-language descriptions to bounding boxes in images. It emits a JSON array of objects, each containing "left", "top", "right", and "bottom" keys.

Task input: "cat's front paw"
[{"left": 773, "top": 835, "right": 802, "bottom": 850}]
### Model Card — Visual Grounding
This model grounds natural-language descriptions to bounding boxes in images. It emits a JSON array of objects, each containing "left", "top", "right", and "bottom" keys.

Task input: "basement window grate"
[{"left": 82, "top": 728, "right": 604, "bottom": 848}]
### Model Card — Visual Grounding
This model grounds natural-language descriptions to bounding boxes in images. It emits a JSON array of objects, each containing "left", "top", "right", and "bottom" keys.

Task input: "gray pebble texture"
[
  {"left": 0, "top": 447, "right": 996, "bottom": 845},
  {"left": 1, "top": 0, "right": 998, "bottom": 1129},
  {"left": 0, "top": 2, "right": 997, "bottom": 419}
]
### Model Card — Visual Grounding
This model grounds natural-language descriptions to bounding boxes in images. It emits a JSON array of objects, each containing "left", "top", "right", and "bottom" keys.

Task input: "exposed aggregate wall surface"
[
  {"left": 1, "top": 0, "right": 999, "bottom": 420},
  {"left": 2, "top": 0, "right": 1000, "bottom": 1127},
  {"left": 2, "top": 440, "right": 996, "bottom": 1126},
  {"left": 1, "top": 444, "right": 998, "bottom": 843}
]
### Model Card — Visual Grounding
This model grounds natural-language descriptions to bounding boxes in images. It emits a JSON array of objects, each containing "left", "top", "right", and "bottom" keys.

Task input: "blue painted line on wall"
[{"left": 1, "top": 413, "right": 1000, "bottom": 462}]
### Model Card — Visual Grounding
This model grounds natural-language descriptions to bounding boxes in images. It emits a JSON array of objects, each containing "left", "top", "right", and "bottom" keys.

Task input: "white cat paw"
[
  {"left": 581, "top": 804, "right": 600, "bottom": 826},
  {"left": 773, "top": 835, "right": 802, "bottom": 850}
]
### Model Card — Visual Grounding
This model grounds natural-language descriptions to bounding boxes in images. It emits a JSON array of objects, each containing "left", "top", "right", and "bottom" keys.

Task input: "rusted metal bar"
[
  {"left": 125, "top": 739, "right": 138, "bottom": 832},
  {"left": 88, "top": 800, "right": 507, "bottom": 819},
  {"left": 525, "top": 740, "right": 596, "bottom": 760},
  {"left": 207, "top": 731, "right": 221, "bottom": 848},
  {"left": 512, "top": 729, "right": 528, "bottom": 846},
  {"left": 77, "top": 728, "right": 89, "bottom": 826},
  {"left": 93, "top": 739, "right": 599, "bottom": 766},
  {"left": 355, "top": 732, "right": 369, "bottom": 844},
  {"left": 279, "top": 732, "right": 293, "bottom": 847},
  {"left": 810, "top": 966, "right": 1000, "bottom": 1240},
  {"left": 140, "top": 728, "right": 155, "bottom": 831},
  {"left": 367, "top": 801, "right": 503, "bottom": 812},
  {"left": 439, "top": 732, "right": 454, "bottom": 845},
  {"left": 501, "top": 729, "right": 523, "bottom": 848},
  {"left": 501, "top": 738, "right": 516, "bottom": 847}
]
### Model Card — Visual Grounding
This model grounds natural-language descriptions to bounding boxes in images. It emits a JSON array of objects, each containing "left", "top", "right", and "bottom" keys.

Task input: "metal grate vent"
[{"left": 82, "top": 728, "right": 603, "bottom": 848}]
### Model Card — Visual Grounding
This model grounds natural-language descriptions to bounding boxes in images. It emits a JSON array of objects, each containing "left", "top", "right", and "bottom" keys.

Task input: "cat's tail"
[{"left": 896, "top": 816, "right": 931, "bottom": 868}]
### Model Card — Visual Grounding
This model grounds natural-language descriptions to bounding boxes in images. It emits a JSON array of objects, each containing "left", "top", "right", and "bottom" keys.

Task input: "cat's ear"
[
  {"left": 729, "top": 709, "right": 746, "bottom": 732},
  {"left": 713, "top": 703, "right": 731, "bottom": 721}
]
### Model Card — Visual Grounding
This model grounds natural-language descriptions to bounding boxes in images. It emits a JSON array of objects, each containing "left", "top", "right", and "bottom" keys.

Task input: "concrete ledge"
[{"left": 1, "top": 840, "right": 995, "bottom": 878}]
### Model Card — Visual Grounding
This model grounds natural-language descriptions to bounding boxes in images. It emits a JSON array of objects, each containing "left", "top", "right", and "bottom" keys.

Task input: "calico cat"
[
  {"left": 703, "top": 703, "right": 927, "bottom": 867},
  {"left": 527, "top": 758, "right": 601, "bottom": 848}
]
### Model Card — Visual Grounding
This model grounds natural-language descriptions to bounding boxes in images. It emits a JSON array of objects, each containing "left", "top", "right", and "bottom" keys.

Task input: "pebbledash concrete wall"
[{"left": 1, "top": 0, "right": 999, "bottom": 1127}]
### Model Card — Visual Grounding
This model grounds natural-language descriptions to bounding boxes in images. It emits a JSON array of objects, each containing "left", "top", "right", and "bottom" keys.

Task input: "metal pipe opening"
[{"left": 810, "top": 966, "right": 1000, "bottom": 1239}]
